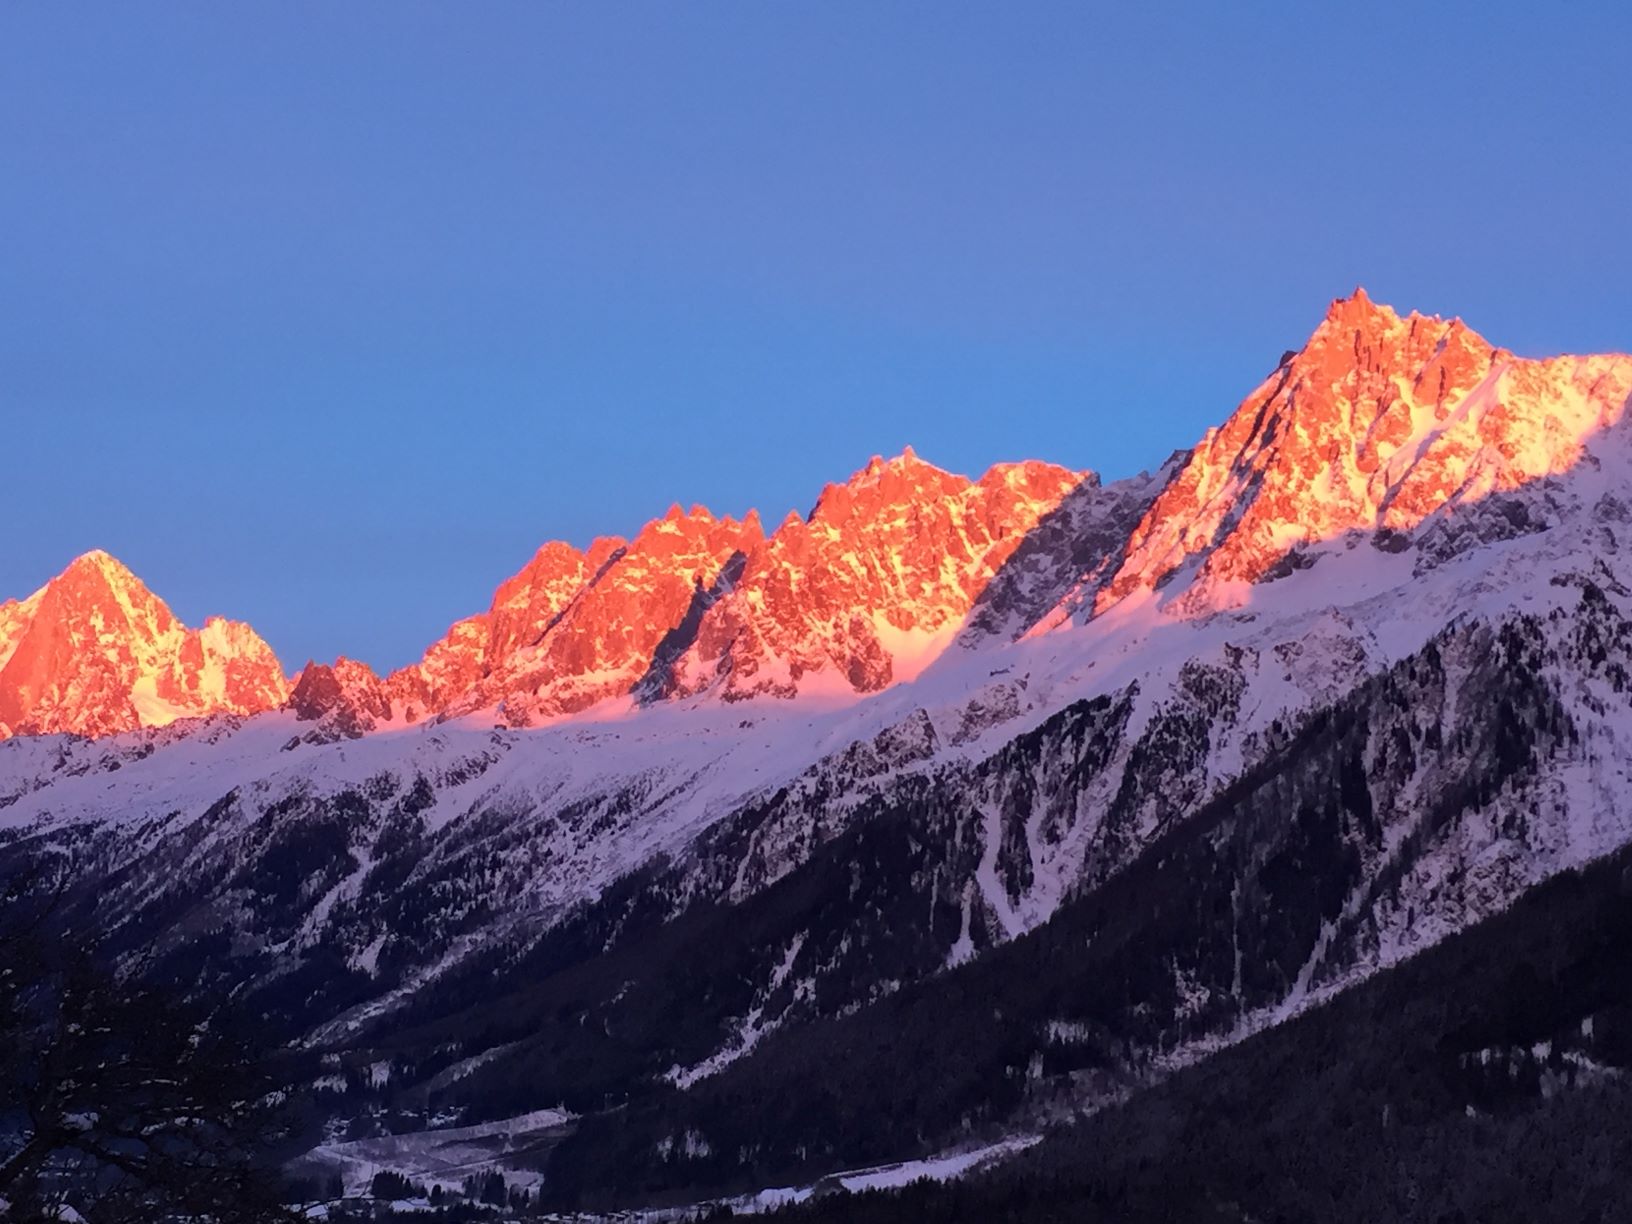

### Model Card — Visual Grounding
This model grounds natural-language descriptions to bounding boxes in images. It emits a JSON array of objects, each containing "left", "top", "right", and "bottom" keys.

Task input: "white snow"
[
  {"left": 4, "top": 339, "right": 1632, "bottom": 1155},
  {"left": 301, "top": 1107, "right": 573, "bottom": 1198},
  {"left": 725, "top": 1134, "right": 1043, "bottom": 1214},
  {"left": 667, "top": 933, "right": 807, "bottom": 1089}
]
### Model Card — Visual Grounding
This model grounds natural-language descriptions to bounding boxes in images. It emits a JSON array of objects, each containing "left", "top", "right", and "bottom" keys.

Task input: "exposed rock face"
[
  {"left": 0, "top": 551, "right": 287, "bottom": 739},
  {"left": 287, "top": 657, "right": 393, "bottom": 739},
  {"left": 392, "top": 510, "right": 764, "bottom": 725},
  {"left": 385, "top": 453, "right": 1083, "bottom": 720},
  {"left": 955, "top": 462, "right": 1177, "bottom": 644},
  {"left": 11, "top": 291, "right": 1632, "bottom": 742},
  {"left": 662, "top": 451, "right": 1087, "bottom": 699},
  {"left": 1097, "top": 289, "right": 1632, "bottom": 614},
  {"left": 375, "top": 296, "right": 1632, "bottom": 721},
  {"left": 485, "top": 507, "right": 762, "bottom": 723},
  {"left": 384, "top": 539, "right": 603, "bottom": 721}
]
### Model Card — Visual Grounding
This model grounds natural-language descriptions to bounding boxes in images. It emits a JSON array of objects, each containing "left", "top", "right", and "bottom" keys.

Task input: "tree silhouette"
[{"left": 0, "top": 856, "right": 305, "bottom": 1222}]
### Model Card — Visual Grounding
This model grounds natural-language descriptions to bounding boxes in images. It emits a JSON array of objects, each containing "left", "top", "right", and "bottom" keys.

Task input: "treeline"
[
  {"left": 536, "top": 619, "right": 1575, "bottom": 1208},
  {"left": 773, "top": 839, "right": 1632, "bottom": 1222},
  {"left": 0, "top": 855, "right": 321, "bottom": 1222}
]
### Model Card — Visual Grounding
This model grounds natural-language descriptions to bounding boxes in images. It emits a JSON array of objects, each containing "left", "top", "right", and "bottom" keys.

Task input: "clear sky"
[{"left": 5, "top": 3, "right": 1630, "bottom": 671}]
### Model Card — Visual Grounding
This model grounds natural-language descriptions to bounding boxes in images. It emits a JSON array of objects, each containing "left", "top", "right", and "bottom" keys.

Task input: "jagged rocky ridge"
[
  {"left": 8, "top": 289, "right": 1628, "bottom": 746},
  {"left": 3, "top": 291, "right": 1632, "bottom": 1209},
  {"left": 0, "top": 550, "right": 286, "bottom": 739}
]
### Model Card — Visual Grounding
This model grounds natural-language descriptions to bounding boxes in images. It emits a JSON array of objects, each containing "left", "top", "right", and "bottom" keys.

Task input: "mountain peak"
[
  {"left": 371, "top": 444, "right": 1088, "bottom": 717},
  {"left": 16, "top": 293, "right": 1631, "bottom": 742},
  {"left": 0, "top": 554, "right": 288, "bottom": 738},
  {"left": 1310, "top": 288, "right": 1493, "bottom": 362},
  {"left": 1097, "top": 295, "right": 1630, "bottom": 616},
  {"left": 858, "top": 445, "right": 929, "bottom": 479},
  {"left": 661, "top": 453, "right": 1084, "bottom": 701},
  {"left": 288, "top": 656, "right": 389, "bottom": 734},
  {"left": 808, "top": 449, "right": 964, "bottom": 525},
  {"left": 1316, "top": 285, "right": 1405, "bottom": 338},
  {"left": 60, "top": 548, "right": 142, "bottom": 589},
  {"left": 1328, "top": 283, "right": 1378, "bottom": 312}
]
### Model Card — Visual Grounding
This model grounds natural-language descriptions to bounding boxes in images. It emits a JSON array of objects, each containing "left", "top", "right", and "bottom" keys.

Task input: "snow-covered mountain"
[
  {"left": 4, "top": 290, "right": 1632, "bottom": 1211},
  {"left": 659, "top": 452, "right": 1083, "bottom": 699},
  {"left": 0, "top": 550, "right": 287, "bottom": 739},
  {"left": 1099, "top": 288, "right": 1632, "bottom": 614},
  {"left": 302, "top": 453, "right": 1087, "bottom": 730}
]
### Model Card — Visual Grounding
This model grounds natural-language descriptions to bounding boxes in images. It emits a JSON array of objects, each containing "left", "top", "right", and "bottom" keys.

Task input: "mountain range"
[{"left": 5, "top": 289, "right": 1632, "bottom": 1217}]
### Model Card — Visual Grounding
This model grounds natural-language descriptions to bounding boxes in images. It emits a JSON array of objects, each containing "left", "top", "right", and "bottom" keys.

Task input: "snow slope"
[{"left": 5, "top": 291, "right": 1632, "bottom": 1207}]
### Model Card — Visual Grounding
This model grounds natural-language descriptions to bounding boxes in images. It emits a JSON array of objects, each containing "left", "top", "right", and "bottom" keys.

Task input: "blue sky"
[{"left": 5, "top": 3, "right": 1630, "bottom": 670}]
